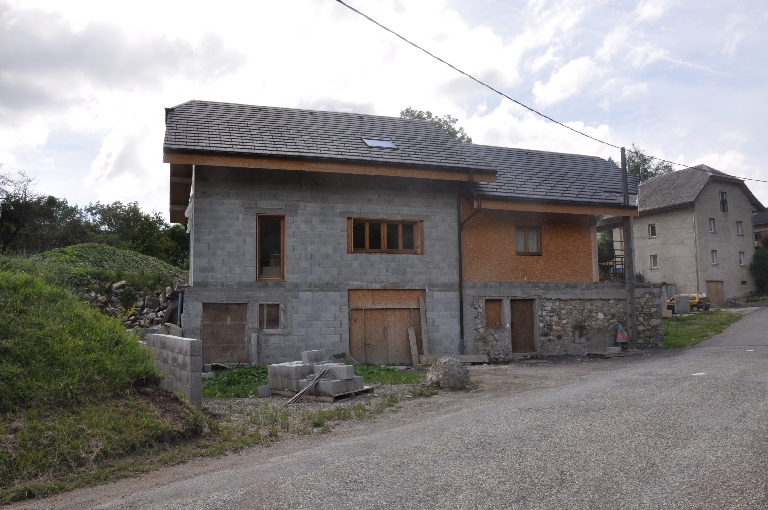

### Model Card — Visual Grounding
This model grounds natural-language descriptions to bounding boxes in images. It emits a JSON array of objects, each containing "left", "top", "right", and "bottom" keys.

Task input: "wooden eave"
[
  {"left": 166, "top": 151, "right": 496, "bottom": 224},
  {"left": 472, "top": 197, "right": 639, "bottom": 217}
]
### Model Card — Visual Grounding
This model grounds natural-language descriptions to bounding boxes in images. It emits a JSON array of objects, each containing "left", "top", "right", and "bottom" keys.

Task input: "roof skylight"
[{"left": 362, "top": 137, "right": 397, "bottom": 149}]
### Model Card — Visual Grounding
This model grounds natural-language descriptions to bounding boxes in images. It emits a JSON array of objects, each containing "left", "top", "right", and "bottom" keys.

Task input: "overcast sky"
[{"left": 2, "top": 0, "right": 766, "bottom": 220}]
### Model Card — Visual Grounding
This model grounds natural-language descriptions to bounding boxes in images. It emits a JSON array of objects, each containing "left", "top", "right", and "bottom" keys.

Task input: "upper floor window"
[
  {"left": 515, "top": 226, "right": 541, "bottom": 256},
  {"left": 708, "top": 218, "right": 716, "bottom": 233},
  {"left": 736, "top": 221, "right": 744, "bottom": 235},
  {"left": 711, "top": 250, "right": 718, "bottom": 265},
  {"left": 648, "top": 224, "right": 657, "bottom": 238},
  {"left": 257, "top": 215, "right": 285, "bottom": 280},
  {"left": 650, "top": 254, "right": 658, "bottom": 269},
  {"left": 719, "top": 191, "right": 728, "bottom": 212},
  {"left": 349, "top": 218, "right": 422, "bottom": 254},
  {"left": 739, "top": 252, "right": 746, "bottom": 266}
]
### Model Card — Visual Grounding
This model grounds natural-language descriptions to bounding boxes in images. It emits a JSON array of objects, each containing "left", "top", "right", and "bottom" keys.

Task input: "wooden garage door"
[
  {"left": 201, "top": 303, "right": 248, "bottom": 364},
  {"left": 510, "top": 299, "right": 536, "bottom": 353},
  {"left": 349, "top": 290, "right": 424, "bottom": 365},
  {"left": 706, "top": 281, "right": 724, "bottom": 307}
]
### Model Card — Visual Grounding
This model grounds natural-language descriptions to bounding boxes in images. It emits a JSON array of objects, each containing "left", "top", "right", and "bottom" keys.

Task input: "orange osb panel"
[
  {"left": 462, "top": 209, "right": 594, "bottom": 283},
  {"left": 348, "top": 289, "right": 425, "bottom": 308}
]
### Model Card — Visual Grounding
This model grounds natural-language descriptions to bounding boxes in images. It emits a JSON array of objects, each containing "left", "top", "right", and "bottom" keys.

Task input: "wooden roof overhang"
[
  {"left": 164, "top": 151, "right": 497, "bottom": 224},
  {"left": 468, "top": 196, "right": 639, "bottom": 218}
]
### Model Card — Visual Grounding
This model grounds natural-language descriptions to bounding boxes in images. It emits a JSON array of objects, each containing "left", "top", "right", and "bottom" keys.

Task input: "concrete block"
[
  {"left": 257, "top": 385, "right": 272, "bottom": 397},
  {"left": 301, "top": 349, "right": 327, "bottom": 364}
]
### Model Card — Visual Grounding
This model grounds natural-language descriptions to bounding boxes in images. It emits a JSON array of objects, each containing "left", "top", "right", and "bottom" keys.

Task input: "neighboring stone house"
[
  {"left": 164, "top": 100, "right": 661, "bottom": 365},
  {"left": 633, "top": 165, "right": 764, "bottom": 306},
  {"left": 752, "top": 210, "right": 768, "bottom": 249}
]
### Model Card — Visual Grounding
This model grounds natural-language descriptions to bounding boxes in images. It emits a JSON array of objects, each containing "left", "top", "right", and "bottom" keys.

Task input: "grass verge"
[
  {"left": 203, "top": 366, "right": 269, "bottom": 398},
  {"left": 663, "top": 309, "right": 743, "bottom": 348},
  {"left": 353, "top": 365, "right": 424, "bottom": 385}
]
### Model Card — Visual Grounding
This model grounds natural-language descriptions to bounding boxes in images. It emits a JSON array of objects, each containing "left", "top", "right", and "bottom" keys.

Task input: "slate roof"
[
  {"left": 164, "top": 100, "right": 636, "bottom": 209},
  {"left": 465, "top": 144, "right": 638, "bottom": 206},
  {"left": 639, "top": 164, "right": 764, "bottom": 213},
  {"left": 753, "top": 210, "right": 768, "bottom": 227},
  {"left": 164, "top": 100, "right": 490, "bottom": 174}
]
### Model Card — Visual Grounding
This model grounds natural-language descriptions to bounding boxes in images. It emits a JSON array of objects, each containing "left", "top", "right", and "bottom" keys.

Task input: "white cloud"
[
  {"left": 633, "top": 0, "right": 675, "bottom": 22},
  {"left": 532, "top": 57, "right": 600, "bottom": 107},
  {"left": 691, "top": 151, "right": 768, "bottom": 207}
]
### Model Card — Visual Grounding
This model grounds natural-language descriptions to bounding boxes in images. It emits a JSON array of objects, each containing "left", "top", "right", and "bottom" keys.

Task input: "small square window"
[
  {"left": 648, "top": 224, "right": 657, "bottom": 238},
  {"left": 515, "top": 226, "right": 541, "bottom": 255},
  {"left": 650, "top": 254, "right": 658, "bottom": 269},
  {"left": 708, "top": 218, "right": 716, "bottom": 233},
  {"left": 485, "top": 299, "right": 502, "bottom": 327},
  {"left": 362, "top": 137, "right": 397, "bottom": 149},
  {"left": 739, "top": 251, "right": 745, "bottom": 265},
  {"left": 259, "top": 303, "right": 280, "bottom": 329},
  {"left": 742, "top": 281, "right": 748, "bottom": 285},
  {"left": 736, "top": 221, "right": 744, "bottom": 235},
  {"left": 711, "top": 250, "right": 718, "bottom": 264}
]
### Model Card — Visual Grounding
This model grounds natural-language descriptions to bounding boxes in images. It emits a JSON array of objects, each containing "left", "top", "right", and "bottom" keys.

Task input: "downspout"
[
  {"left": 457, "top": 173, "right": 480, "bottom": 355},
  {"left": 691, "top": 203, "right": 700, "bottom": 293}
]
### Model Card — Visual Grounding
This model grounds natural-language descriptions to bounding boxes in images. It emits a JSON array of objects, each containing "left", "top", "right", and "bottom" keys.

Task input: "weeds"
[
  {"left": 203, "top": 366, "right": 269, "bottom": 398},
  {"left": 353, "top": 365, "right": 424, "bottom": 385}
]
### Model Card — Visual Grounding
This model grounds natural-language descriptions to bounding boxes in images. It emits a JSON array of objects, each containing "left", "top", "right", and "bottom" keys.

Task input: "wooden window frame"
[
  {"left": 258, "top": 303, "right": 281, "bottom": 329},
  {"left": 347, "top": 218, "right": 423, "bottom": 254},
  {"left": 257, "top": 214, "right": 285, "bottom": 281},
  {"left": 515, "top": 226, "right": 542, "bottom": 256}
]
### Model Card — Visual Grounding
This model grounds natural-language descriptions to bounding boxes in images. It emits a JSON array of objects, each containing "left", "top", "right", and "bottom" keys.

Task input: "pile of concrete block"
[{"left": 267, "top": 349, "right": 365, "bottom": 397}]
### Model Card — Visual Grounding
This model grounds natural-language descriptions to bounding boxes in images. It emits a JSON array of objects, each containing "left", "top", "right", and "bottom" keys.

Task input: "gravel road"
[{"left": 14, "top": 308, "right": 768, "bottom": 509}]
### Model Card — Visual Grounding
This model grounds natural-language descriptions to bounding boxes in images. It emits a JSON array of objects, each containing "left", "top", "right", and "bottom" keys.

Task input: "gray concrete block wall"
[
  {"left": 145, "top": 333, "right": 202, "bottom": 409},
  {"left": 182, "top": 167, "right": 462, "bottom": 363}
]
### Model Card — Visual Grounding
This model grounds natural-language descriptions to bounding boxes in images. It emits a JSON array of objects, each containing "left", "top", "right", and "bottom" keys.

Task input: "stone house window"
[
  {"left": 650, "top": 254, "right": 658, "bottom": 269},
  {"left": 711, "top": 250, "right": 718, "bottom": 265},
  {"left": 515, "top": 226, "right": 541, "bottom": 255},
  {"left": 648, "top": 224, "right": 657, "bottom": 238},
  {"left": 739, "top": 251, "right": 745, "bottom": 266},
  {"left": 720, "top": 191, "right": 728, "bottom": 212},
  {"left": 257, "top": 215, "right": 285, "bottom": 280},
  {"left": 709, "top": 218, "right": 716, "bottom": 233},
  {"left": 258, "top": 303, "right": 280, "bottom": 329},
  {"left": 485, "top": 299, "right": 502, "bottom": 327},
  {"left": 348, "top": 218, "right": 422, "bottom": 254},
  {"left": 736, "top": 221, "right": 744, "bottom": 235}
]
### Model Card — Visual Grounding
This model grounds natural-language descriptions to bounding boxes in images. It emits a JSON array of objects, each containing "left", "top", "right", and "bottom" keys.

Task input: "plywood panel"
[
  {"left": 349, "top": 289, "right": 424, "bottom": 308},
  {"left": 485, "top": 299, "right": 502, "bottom": 327},
  {"left": 510, "top": 300, "right": 536, "bottom": 353},
  {"left": 349, "top": 309, "right": 364, "bottom": 364},
  {"left": 363, "top": 310, "right": 389, "bottom": 365},
  {"left": 202, "top": 303, "right": 248, "bottom": 364}
]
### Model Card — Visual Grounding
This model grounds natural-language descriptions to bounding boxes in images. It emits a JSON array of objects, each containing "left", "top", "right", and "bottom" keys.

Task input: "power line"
[{"left": 335, "top": 0, "right": 768, "bottom": 186}]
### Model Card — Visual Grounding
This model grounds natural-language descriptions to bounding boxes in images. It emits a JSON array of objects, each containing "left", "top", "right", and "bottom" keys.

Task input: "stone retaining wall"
[
  {"left": 146, "top": 333, "right": 202, "bottom": 409},
  {"left": 465, "top": 282, "right": 663, "bottom": 361}
]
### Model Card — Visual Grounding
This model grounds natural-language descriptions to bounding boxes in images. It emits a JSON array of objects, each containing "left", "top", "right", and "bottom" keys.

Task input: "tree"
[
  {"left": 750, "top": 239, "right": 768, "bottom": 293},
  {"left": 400, "top": 107, "right": 472, "bottom": 143},
  {"left": 597, "top": 230, "right": 614, "bottom": 266},
  {"left": 608, "top": 144, "right": 674, "bottom": 183}
]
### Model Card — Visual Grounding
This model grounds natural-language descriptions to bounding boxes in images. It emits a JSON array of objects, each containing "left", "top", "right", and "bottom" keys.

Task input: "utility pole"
[{"left": 621, "top": 147, "right": 637, "bottom": 348}]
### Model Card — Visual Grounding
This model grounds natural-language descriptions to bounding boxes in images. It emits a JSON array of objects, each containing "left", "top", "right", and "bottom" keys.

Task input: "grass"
[
  {"left": 663, "top": 309, "right": 743, "bottom": 348},
  {"left": 0, "top": 269, "right": 200, "bottom": 503},
  {"left": 353, "top": 364, "right": 425, "bottom": 385},
  {"left": 203, "top": 366, "right": 269, "bottom": 398}
]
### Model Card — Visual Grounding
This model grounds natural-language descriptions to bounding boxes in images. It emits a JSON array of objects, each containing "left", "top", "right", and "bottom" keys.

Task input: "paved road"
[{"left": 19, "top": 309, "right": 768, "bottom": 509}]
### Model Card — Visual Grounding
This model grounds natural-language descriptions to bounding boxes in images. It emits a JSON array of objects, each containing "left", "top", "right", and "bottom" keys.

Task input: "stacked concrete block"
[
  {"left": 268, "top": 351, "right": 364, "bottom": 397},
  {"left": 300, "top": 362, "right": 364, "bottom": 397},
  {"left": 267, "top": 361, "right": 313, "bottom": 392},
  {"left": 145, "top": 333, "right": 202, "bottom": 409}
]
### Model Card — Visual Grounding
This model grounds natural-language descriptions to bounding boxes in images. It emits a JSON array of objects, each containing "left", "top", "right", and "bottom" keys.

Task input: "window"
[
  {"left": 257, "top": 215, "right": 285, "bottom": 280},
  {"left": 736, "top": 221, "right": 744, "bottom": 235},
  {"left": 362, "top": 137, "right": 397, "bottom": 149},
  {"left": 650, "top": 254, "right": 658, "bottom": 269},
  {"left": 485, "top": 299, "right": 502, "bottom": 327},
  {"left": 648, "top": 224, "right": 657, "bottom": 238},
  {"left": 258, "top": 303, "right": 280, "bottom": 329},
  {"left": 742, "top": 281, "right": 748, "bottom": 286},
  {"left": 711, "top": 250, "right": 718, "bottom": 265},
  {"left": 708, "top": 218, "right": 716, "bottom": 233},
  {"left": 720, "top": 191, "right": 728, "bottom": 212},
  {"left": 349, "top": 218, "right": 422, "bottom": 254},
  {"left": 739, "top": 251, "right": 745, "bottom": 266},
  {"left": 515, "top": 226, "right": 541, "bottom": 255}
]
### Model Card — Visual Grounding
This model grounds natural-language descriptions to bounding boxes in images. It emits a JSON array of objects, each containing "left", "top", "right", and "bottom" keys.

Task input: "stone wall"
[
  {"left": 145, "top": 333, "right": 202, "bottom": 409},
  {"left": 465, "top": 282, "right": 663, "bottom": 360}
]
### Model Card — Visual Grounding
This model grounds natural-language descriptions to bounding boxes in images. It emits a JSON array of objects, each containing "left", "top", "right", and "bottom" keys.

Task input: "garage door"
[
  {"left": 201, "top": 303, "right": 249, "bottom": 364},
  {"left": 349, "top": 290, "right": 424, "bottom": 365}
]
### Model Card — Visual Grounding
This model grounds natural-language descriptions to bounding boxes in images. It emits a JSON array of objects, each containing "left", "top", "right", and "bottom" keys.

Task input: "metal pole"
[{"left": 621, "top": 147, "right": 637, "bottom": 348}]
